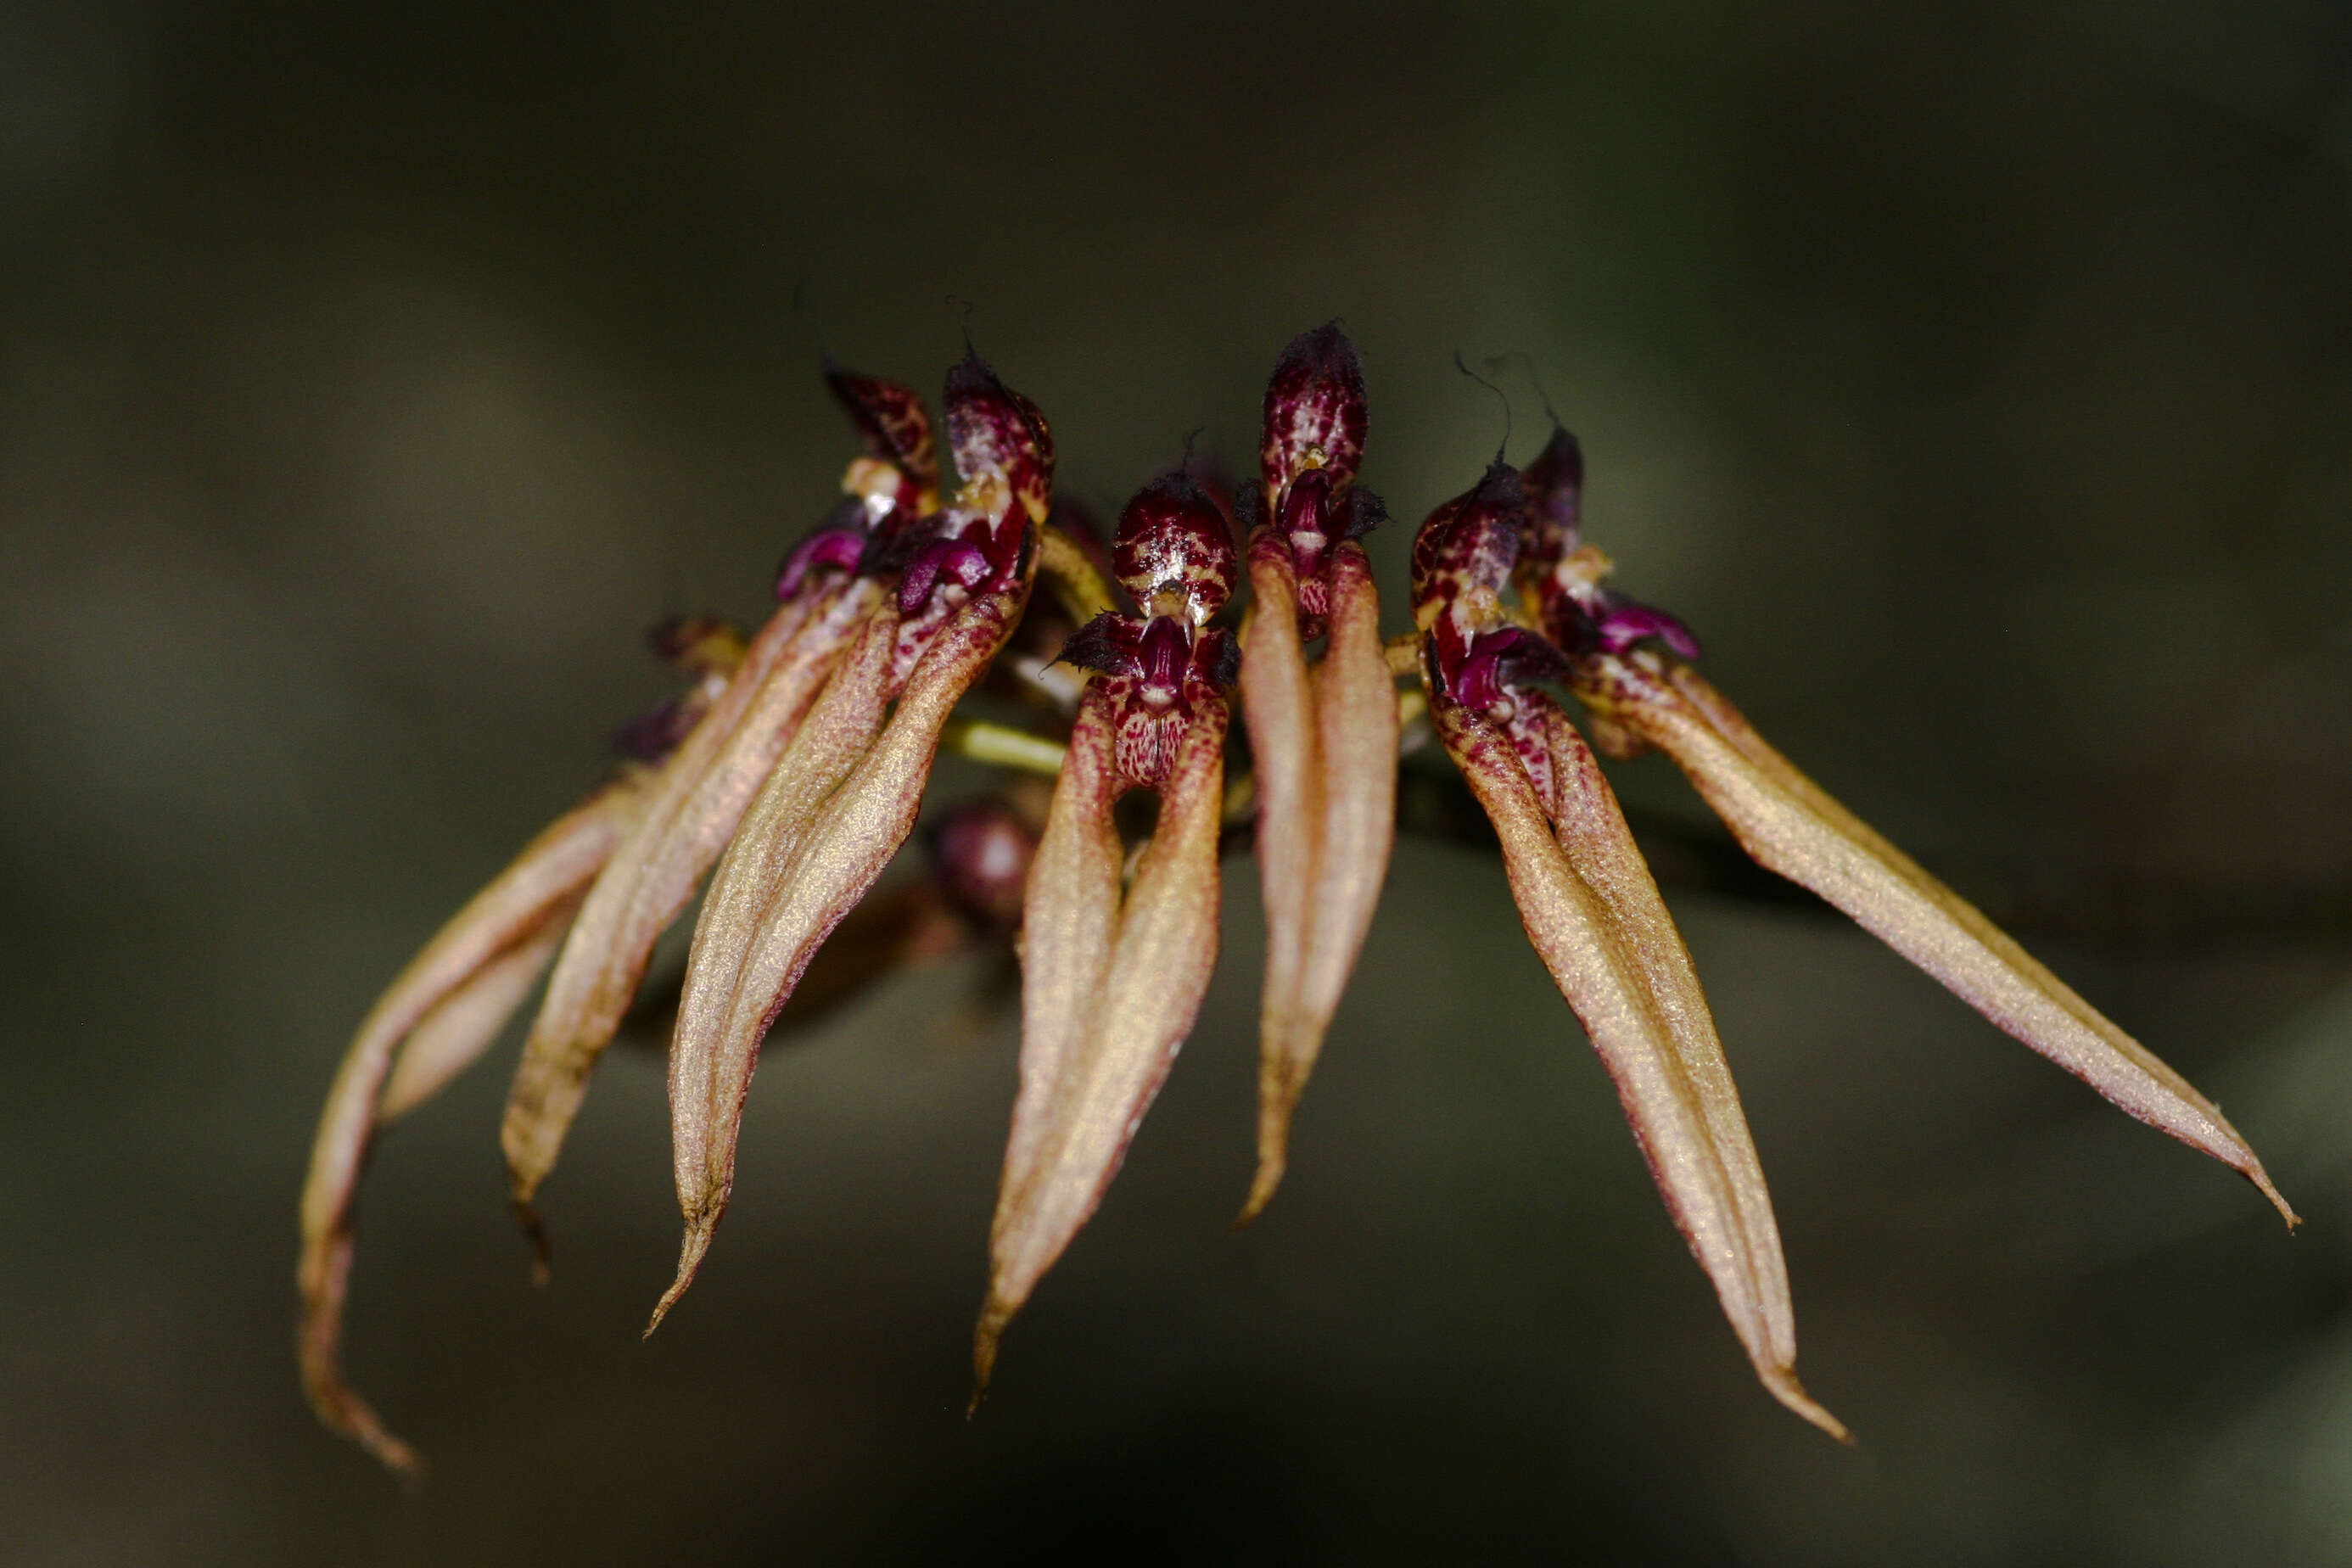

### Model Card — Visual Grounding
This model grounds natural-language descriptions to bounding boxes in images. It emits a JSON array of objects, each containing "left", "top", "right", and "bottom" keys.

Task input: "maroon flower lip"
[{"left": 301, "top": 323, "right": 2294, "bottom": 1480}]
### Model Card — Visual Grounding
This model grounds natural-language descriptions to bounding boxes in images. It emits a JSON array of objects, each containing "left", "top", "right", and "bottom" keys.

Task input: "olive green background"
[{"left": 5, "top": 1, "right": 2352, "bottom": 1561}]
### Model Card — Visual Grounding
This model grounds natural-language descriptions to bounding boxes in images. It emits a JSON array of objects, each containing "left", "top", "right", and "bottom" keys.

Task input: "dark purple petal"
[
  {"left": 1053, "top": 612, "right": 1139, "bottom": 676},
  {"left": 1520, "top": 425, "right": 1584, "bottom": 568},
  {"left": 1136, "top": 614, "right": 1190, "bottom": 690},
  {"left": 898, "top": 536, "right": 994, "bottom": 617},
  {"left": 776, "top": 520, "right": 871, "bottom": 600},
  {"left": 1597, "top": 599, "right": 1703, "bottom": 659},
  {"left": 1453, "top": 625, "right": 1571, "bottom": 712},
  {"left": 823, "top": 361, "right": 938, "bottom": 491}
]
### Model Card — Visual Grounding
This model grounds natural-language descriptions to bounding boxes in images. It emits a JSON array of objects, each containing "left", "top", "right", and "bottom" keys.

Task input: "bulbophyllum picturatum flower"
[
  {"left": 647, "top": 352, "right": 1050, "bottom": 1330},
  {"left": 1235, "top": 326, "right": 1397, "bottom": 1223},
  {"left": 1509, "top": 422, "right": 2298, "bottom": 1229},
  {"left": 972, "top": 471, "right": 1238, "bottom": 1395},
  {"left": 1410, "top": 431, "right": 2299, "bottom": 1440},
  {"left": 501, "top": 363, "right": 938, "bottom": 1246},
  {"left": 298, "top": 616, "right": 749, "bottom": 1476}
]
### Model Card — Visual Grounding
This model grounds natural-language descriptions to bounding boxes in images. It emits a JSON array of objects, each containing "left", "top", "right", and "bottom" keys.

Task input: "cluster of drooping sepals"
[
  {"left": 1408, "top": 459, "right": 1847, "bottom": 1440},
  {"left": 497, "top": 366, "right": 932, "bottom": 1256},
  {"left": 1530, "top": 423, "right": 2299, "bottom": 1234},
  {"left": 976, "top": 468, "right": 1237, "bottom": 1397},
  {"left": 1248, "top": 322, "right": 1381, "bottom": 631},
  {"left": 299, "top": 616, "right": 754, "bottom": 1476},
  {"left": 310, "top": 329, "right": 2306, "bottom": 1483},
  {"left": 650, "top": 351, "right": 1050, "bottom": 1333}
]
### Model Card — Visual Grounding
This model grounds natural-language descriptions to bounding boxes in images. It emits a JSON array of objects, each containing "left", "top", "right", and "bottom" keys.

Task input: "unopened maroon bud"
[
  {"left": 1519, "top": 425, "right": 1583, "bottom": 569},
  {"left": 1260, "top": 323, "right": 1368, "bottom": 505},
  {"left": 1113, "top": 474, "right": 1236, "bottom": 625},
  {"left": 823, "top": 361, "right": 938, "bottom": 493},
  {"left": 944, "top": 352, "right": 1055, "bottom": 524},
  {"left": 928, "top": 799, "right": 1039, "bottom": 931}
]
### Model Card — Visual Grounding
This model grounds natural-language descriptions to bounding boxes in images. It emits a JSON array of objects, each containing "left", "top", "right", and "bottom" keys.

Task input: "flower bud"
[{"left": 927, "top": 798, "right": 1039, "bottom": 931}]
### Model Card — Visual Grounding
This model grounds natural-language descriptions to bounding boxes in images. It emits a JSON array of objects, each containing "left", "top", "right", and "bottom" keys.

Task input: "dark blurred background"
[{"left": 6, "top": 0, "right": 2352, "bottom": 1562}]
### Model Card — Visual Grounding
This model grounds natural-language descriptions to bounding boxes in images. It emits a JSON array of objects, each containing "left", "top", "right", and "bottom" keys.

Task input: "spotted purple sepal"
[
  {"left": 1112, "top": 473, "right": 1236, "bottom": 624},
  {"left": 824, "top": 359, "right": 939, "bottom": 498},
  {"left": 944, "top": 351, "right": 1055, "bottom": 529}
]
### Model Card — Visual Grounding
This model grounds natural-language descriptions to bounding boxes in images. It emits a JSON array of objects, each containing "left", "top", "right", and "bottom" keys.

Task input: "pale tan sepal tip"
[
  {"left": 2252, "top": 1168, "right": 2299, "bottom": 1229},
  {"left": 643, "top": 1219, "right": 715, "bottom": 1338},
  {"left": 1235, "top": 1147, "right": 1286, "bottom": 1230},
  {"left": 1762, "top": 1364, "right": 1852, "bottom": 1444},
  {"left": 513, "top": 1200, "right": 553, "bottom": 1288},
  {"left": 967, "top": 1292, "right": 1015, "bottom": 1419}
]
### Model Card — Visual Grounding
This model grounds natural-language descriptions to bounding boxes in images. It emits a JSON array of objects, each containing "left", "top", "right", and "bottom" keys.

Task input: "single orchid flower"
[
  {"left": 1509, "top": 420, "right": 2297, "bottom": 1228},
  {"left": 1235, "top": 325, "right": 1398, "bottom": 1223},
  {"left": 500, "top": 365, "right": 938, "bottom": 1245},
  {"left": 975, "top": 468, "right": 1237, "bottom": 1395},
  {"left": 297, "top": 615, "right": 748, "bottom": 1476},
  {"left": 1408, "top": 426, "right": 2298, "bottom": 1440},
  {"left": 649, "top": 351, "right": 1050, "bottom": 1330}
]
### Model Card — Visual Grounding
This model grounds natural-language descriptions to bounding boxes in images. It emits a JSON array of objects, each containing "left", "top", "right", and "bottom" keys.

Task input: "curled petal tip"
[
  {"left": 644, "top": 1221, "right": 715, "bottom": 1338},
  {"left": 1234, "top": 1153, "right": 1286, "bottom": 1229},
  {"left": 1761, "top": 1366, "right": 1851, "bottom": 1444},
  {"left": 2254, "top": 1168, "right": 2299, "bottom": 1229},
  {"left": 514, "top": 1200, "right": 552, "bottom": 1288}
]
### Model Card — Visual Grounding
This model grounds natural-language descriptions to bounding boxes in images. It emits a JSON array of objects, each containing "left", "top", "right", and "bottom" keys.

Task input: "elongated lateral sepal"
[
  {"left": 501, "top": 580, "right": 882, "bottom": 1217},
  {"left": 1596, "top": 653, "right": 2297, "bottom": 1227},
  {"left": 299, "top": 789, "right": 638, "bottom": 1476},
  {"left": 1236, "top": 540, "right": 1397, "bottom": 1223},
  {"left": 652, "top": 527, "right": 1042, "bottom": 1332},
  {"left": 1429, "top": 684, "right": 1845, "bottom": 1439}
]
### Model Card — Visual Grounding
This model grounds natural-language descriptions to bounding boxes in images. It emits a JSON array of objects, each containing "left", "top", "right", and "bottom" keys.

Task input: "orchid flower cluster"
[{"left": 301, "top": 327, "right": 2294, "bottom": 1474}]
